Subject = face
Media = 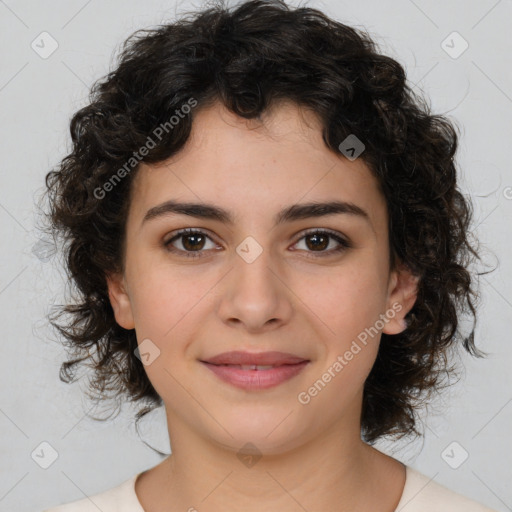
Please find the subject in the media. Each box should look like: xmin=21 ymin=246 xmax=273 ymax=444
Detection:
xmin=107 ymin=100 xmax=418 ymax=455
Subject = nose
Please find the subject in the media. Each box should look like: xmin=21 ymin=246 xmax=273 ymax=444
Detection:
xmin=216 ymin=244 xmax=293 ymax=334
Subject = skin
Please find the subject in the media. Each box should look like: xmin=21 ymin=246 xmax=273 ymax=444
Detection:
xmin=107 ymin=100 xmax=419 ymax=512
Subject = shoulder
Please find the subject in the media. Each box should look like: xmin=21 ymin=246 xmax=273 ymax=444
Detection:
xmin=397 ymin=466 xmax=498 ymax=512
xmin=42 ymin=473 xmax=144 ymax=512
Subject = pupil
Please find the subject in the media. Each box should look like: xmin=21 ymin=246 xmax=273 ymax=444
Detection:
xmin=184 ymin=234 xmax=204 ymax=251
xmin=307 ymin=233 xmax=328 ymax=251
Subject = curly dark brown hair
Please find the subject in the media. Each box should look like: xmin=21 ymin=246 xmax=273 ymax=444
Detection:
xmin=42 ymin=0 xmax=492 ymax=448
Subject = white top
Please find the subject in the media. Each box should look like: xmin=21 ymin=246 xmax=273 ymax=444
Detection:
xmin=42 ymin=465 xmax=498 ymax=511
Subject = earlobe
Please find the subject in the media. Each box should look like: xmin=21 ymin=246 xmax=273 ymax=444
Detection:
xmin=383 ymin=263 xmax=420 ymax=336
xmin=106 ymin=272 xmax=135 ymax=330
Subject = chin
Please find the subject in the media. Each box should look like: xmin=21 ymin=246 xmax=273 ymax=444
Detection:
xmin=209 ymin=410 xmax=310 ymax=456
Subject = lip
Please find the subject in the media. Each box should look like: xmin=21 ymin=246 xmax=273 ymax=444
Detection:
xmin=201 ymin=351 xmax=308 ymax=366
xmin=201 ymin=360 xmax=310 ymax=390
xmin=199 ymin=351 xmax=310 ymax=391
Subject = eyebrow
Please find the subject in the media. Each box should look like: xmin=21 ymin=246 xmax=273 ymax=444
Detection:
xmin=141 ymin=199 xmax=373 ymax=230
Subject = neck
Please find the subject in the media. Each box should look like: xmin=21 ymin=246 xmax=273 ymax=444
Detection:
xmin=136 ymin=411 xmax=406 ymax=512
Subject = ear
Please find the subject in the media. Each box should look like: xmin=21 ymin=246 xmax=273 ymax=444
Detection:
xmin=382 ymin=262 xmax=420 ymax=335
xmin=106 ymin=272 xmax=135 ymax=330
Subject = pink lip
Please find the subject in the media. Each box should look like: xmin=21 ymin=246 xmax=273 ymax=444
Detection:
xmin=201 ymin=350 xmax=308 ymax=366
xmin=201 ymin=361 xmax=310 ymax=390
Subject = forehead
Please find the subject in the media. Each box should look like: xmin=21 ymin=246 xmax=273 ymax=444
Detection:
xmin=128 ymin=101 xmax=387 ymax=235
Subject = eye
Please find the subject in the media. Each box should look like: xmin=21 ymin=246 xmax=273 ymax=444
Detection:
xmin=164 ymin=228 xmax=218 ymax=258
xmin=291 ymin=229 xmax=352 ymax=258
xmin=164 ymin=228 xmax=351 ymax=259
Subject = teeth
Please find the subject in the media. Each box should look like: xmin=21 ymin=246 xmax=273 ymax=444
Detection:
xmin=239 ymin=365 xmax=275 ymax=370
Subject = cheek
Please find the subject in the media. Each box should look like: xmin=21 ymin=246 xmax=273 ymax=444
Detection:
xmin=298 ymin=271 xmax=384 ymax=409
xmin=302 ymin=262 xmax=389 ymax=344
xmin=127 ymin=258 xmax=211 ymax=335
xmin=126 ymin=264 xmax=219 ymax=396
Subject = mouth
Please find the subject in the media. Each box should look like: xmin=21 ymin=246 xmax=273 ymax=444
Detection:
xmin=199 ymin=351 xmax=310 ymax=390
xmin=206 ymin=364 xmax=295 ymax=370
xmin=200 ymin=350 xmax=309 ymax=366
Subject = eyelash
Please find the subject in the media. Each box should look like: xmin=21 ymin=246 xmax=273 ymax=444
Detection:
xmin=163 ymin=228 xmax=352 ymax=259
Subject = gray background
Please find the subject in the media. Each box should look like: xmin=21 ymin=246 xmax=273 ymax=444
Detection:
xmin=0 ymin=0 xmax=510 ymax=511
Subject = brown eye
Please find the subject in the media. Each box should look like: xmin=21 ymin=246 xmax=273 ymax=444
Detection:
xmin=164 ymin=229 xmax=217 ymax=258
xmin=304 ymin=232 xmax=330 ymax=251
xmin=293 ymin=229 xmax=352 ymax=257
xmin=180 ymin=232 xmax=206 ymax=251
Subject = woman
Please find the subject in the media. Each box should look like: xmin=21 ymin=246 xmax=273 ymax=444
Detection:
xmin=42 ymin=1 xmax=497 ymax=510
